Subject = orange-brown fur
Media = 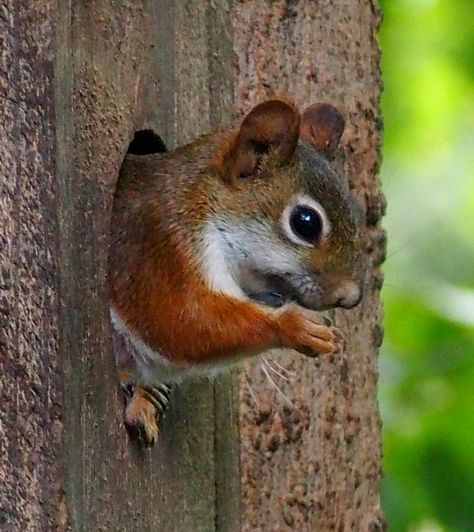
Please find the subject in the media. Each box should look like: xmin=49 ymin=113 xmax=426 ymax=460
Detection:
xmin=109 ymin=100 xmax=362 ymax=370
xmin=109 ymin=99 xmax=366 ymax=445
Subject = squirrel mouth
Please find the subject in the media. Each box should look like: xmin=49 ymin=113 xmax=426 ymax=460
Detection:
xmin=246 ymin=273 xmax=318 ymax=310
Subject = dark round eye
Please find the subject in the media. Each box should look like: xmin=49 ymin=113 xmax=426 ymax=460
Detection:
xmin=289 ymin=206 xmax=323 ymax=244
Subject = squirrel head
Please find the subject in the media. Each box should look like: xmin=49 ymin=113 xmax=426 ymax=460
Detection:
xmin=204 ymin=99 xmax=366 ymax=311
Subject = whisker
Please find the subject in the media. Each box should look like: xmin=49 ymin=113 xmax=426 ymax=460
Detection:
xmin=382 ymin=283 xmax=408 ymax=292
xmin=262 ymin=357 xmax=290 ymax=381
xmin=243 ymin=372 xmax=259 ymax=406
xmin=270 ymin=358 xmax=296 ymax=377
xmin=261 ymin=364 xmax=294 ymax=408
xmin=385 ymin=233 xmax=424 ymax=261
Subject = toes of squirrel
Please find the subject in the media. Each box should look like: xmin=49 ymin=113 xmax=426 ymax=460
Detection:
xmin=277 ymin=304 xmax=344 ymax=357
xmin=124 ymin=388 xmax=159 ymax=447
xmin=121 ymin=382 xmax=173 ymax=447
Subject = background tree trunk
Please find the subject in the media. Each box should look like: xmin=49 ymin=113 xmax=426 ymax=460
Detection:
xmin=0 ymin=1 xmax=385 ymax=531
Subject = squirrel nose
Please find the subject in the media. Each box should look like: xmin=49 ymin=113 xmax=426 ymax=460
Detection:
xmin=332 ymin=280 xmax=363 ymax=309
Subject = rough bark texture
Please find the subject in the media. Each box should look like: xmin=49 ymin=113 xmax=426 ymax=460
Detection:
xmin=0 ymin=1 xmax=384 ymax=531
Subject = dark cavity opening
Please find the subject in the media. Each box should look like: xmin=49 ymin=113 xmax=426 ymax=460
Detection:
xmin=127 ymin=129 xmax=167 ymax=155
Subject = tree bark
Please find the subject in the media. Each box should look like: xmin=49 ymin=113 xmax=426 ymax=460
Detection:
xmin=0 ymin=1 xmax=385 ymax=531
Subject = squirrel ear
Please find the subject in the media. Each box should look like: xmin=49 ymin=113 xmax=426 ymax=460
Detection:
xmin=221 ymin=100 xmax=301 ymax=179
xmin=300 ymin=103 xmax=345 ymax=156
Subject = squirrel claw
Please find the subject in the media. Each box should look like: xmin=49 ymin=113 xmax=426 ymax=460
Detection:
xmin=302 ymin=325 xmax=344 ymax=358
xmin=142 ymin=383 xmax=173 ymax=413
xmin=278 ymin=304 xmax=344 ymax=358
xmin=121 ymin=382 xmax=173 ymax=447
xmin=330 ymin=326 xmax=345 ymax=355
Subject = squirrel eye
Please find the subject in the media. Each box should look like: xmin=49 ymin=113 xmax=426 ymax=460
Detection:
xmin=289 ymin=206 xmax=323 ymax=244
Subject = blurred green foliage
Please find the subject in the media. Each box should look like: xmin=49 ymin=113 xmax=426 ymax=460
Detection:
xmin=379 ymin=0 xmax=474 ymax=530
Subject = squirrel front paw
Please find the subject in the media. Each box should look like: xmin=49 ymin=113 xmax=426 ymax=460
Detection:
xmin=275 ymin=304 xmax=343 ymax=357
xmin=121 ymin=382 xmax=172 ymax=447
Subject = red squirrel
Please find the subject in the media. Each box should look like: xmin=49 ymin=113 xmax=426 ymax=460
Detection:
xmin=108 ymin=100 xmax=366 ymax=445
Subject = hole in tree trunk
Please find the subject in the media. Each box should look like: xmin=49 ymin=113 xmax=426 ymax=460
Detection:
xmin=127 ymin=129 xmax=167 ymax=155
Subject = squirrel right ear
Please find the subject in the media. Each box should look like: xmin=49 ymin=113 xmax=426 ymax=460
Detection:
xmin=216 ymin=100 xmax=301 ymax=180
xmin=300 ymin=103 xmax=345 ymax=156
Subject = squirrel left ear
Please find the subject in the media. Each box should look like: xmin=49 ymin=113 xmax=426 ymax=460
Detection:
xmin=300 ymin=103 xmax=345 ymax=156
xmin=219 ymin=100 xmax=301 ymax=180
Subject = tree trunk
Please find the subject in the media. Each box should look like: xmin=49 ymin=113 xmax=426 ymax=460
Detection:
xmin=0 ymin=1 xmax=385 ymax=531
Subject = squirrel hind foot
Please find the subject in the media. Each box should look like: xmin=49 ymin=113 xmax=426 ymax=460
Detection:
xmin=122 ymin=382 xmax=173 ymax=447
